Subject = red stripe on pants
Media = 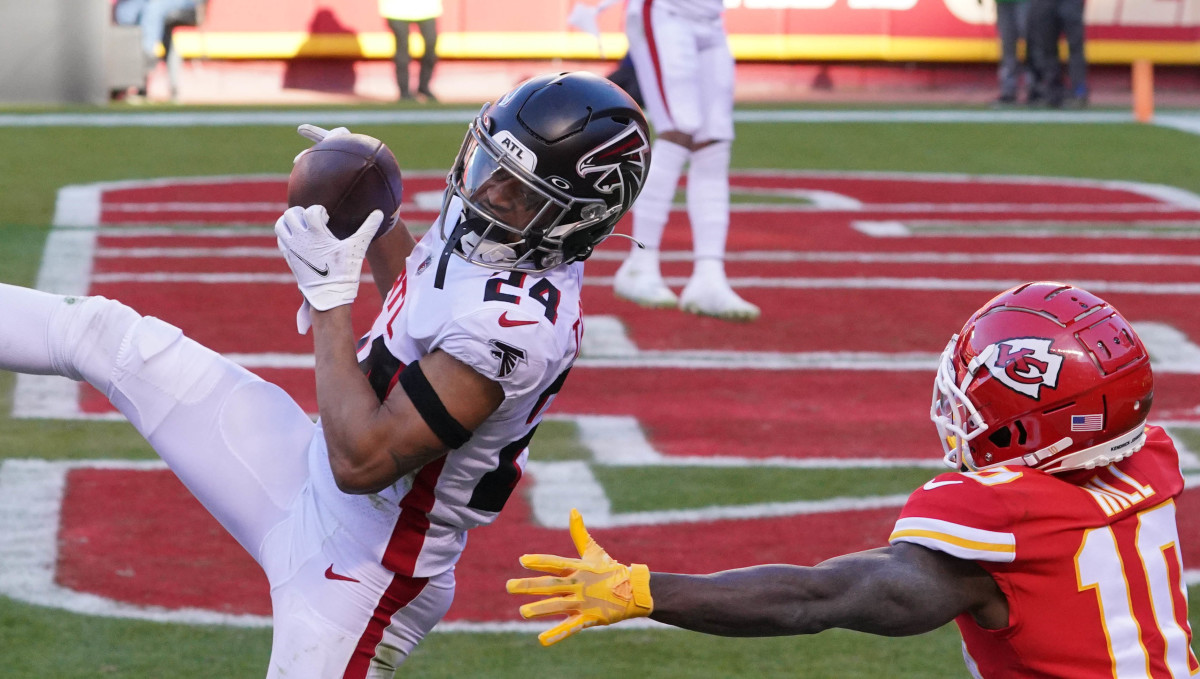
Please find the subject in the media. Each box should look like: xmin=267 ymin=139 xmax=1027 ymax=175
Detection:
xmin=642 ymin=0 xmax=672 ymax=125
xmin=343 ymin=457 xmax=446 ymax=677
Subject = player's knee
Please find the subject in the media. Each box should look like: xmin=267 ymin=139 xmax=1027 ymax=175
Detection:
xmin=108 ymin=316 xmax=234 ymax=435
xmin=52 ymin=295 xmax=142 ymax=385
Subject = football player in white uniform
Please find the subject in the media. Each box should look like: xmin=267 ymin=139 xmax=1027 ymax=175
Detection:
xmin=0 ymin=71 xmax=649 ymax=678
xmin=613 ymin=0 xmax=760 ymax=321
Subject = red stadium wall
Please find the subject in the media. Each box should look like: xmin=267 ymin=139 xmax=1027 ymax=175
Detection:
xmin=174 ymin=0 xmax=1200 ymax=64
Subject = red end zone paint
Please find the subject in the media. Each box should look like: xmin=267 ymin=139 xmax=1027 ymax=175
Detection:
xmin=42 ymin=170 xmax=1200 ymax=619
xmin=56 ymin=468 xmax=269 ymax=615
xmin=50 ymin=465 xmax=1200 ymax=621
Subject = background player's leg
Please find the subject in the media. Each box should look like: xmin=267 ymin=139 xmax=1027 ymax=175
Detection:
xmin=615 ymin=138 xmax=688 ymax=307
xmin=617 ymin=7 xmax=700 ymax=307
xmin=0 ymin=284 xmax=314 ymax=561
xmin=677 ymin=25 xmax=759 ymax=321
xmin=679 ymin=141 xmax=760 ymax=321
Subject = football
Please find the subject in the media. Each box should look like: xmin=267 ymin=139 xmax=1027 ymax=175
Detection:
xmin=287 ymin=133 xmax=403 ymax=241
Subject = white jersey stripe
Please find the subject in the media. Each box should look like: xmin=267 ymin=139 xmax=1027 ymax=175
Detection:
xmin=889 ymin=516 xmax=1016 ymax=563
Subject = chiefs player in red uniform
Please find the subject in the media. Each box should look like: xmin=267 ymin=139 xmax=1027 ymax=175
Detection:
xmin=508 ymin=281 xmax=1199 ymax=678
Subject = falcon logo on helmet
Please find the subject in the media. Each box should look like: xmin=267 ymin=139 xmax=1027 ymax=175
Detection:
xmin=577 ymin=122 xmax=649 ymax=197
xmin=438 ymin=71 xmax=651 ymax=275
xmin=983 ymin=338 xmax=1063 ymax=399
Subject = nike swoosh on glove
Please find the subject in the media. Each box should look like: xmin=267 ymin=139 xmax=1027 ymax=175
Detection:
xmin=275 ymin=204 xmax=382 ymax=334
xmin=506 ymin=508 xmax=653 ymax=646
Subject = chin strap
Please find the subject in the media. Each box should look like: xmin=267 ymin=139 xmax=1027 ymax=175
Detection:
xmin=435 ymin=218 xmax=473 ymax=290
xmin=975 ymin=423 xmax=1148 ymax=474
xmin=1038 ymin=424 xmax=1148 ymax=473
xmin=461 ymin=228 xmax=521 ymax=265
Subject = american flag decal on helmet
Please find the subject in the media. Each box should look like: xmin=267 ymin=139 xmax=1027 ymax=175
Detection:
xmin=489 ymin=339 xmax=528 ymax=378
xmin=576 ymin=122 xmax=650 ymax=197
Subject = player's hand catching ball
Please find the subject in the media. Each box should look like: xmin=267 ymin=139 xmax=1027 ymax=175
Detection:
xmin=275 ymin=205 xmax=383 ymax=334
xmin=507 ymin=508 xmax=654 ymax=646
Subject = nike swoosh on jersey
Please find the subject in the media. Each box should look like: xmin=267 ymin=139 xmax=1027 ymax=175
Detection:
xmin=922 ymin=479 xmax=964 ymax=491
xmin=324 ymin=564 xmax=360 ymax=583
xmin=498 ymin=312 xmax=538 ymax=328
xmin=289 ymin=248 xmax=330 ymax=277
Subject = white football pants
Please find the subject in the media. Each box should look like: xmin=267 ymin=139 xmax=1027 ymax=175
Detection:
xmin=0 ymin=284 xmax=452 ymax=678
xmin=625 ymin=0 xmax=735 ymax=142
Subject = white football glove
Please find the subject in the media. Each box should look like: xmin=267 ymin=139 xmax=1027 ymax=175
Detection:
xmin=293 ymin=124 xmax=351 ymax=165
xmin=275 ymin=204 xmax=383 ymax=334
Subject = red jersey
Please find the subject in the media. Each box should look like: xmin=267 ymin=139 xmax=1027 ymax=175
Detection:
xmin=889 ymin=426 xmax=1199 ymax=678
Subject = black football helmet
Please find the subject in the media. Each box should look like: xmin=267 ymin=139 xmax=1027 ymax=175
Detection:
xmin=439 ymin=71 xmax=651 ymax=273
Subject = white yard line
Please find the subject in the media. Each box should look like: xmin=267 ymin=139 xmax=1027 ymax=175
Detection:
xmin=82 ymin=272 xmax=1200 ymax=297
xmin=103 ymin=202 xmax=286 ymax=213
xmin=855 ymin=221 xmax=1200 ymax=239
xmin=15 ymin=316 xmax=1200 ymax=420
xmin=95 ymin=247 xmax=1200 ymax=267
xmin=1 ymin=109 xmax=1167 ymax=129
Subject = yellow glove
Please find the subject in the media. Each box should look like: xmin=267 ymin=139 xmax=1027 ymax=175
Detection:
xmin=506 ymin=508 xmax=654 ymax=646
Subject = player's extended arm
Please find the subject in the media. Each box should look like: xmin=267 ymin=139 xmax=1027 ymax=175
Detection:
xmin=508 ymin=510 xmax=1005 ymax=645
xmin=310 ymin=303 xmax=504 ymax=493
xmin=276 ymin=204 xmax=504 ymax=494
xmin=648 ymin=541 xmax=1004 ymax=638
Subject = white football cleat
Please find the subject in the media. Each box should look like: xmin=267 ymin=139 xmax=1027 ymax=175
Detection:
xmin=613 ymin=257 xmax=679 ymax=308
xmin=679 ymin=275 xmax=761 ymax=321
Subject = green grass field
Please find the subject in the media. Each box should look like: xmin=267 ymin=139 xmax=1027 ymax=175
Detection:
xmin=2 ymin=104 xmax=1200 ymax=677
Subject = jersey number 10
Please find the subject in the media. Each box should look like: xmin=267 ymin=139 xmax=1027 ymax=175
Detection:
xmin=1076 ymin=501 xmax=1199 ymax=677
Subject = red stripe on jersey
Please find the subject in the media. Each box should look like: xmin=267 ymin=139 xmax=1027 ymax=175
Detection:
xmin=383 ymin=456 xmax=446 ymax=575
xmin=384 ymin=365 xmax=404 ymax=400
xmin=385 ymin=271 xmax=408 ymax=339
xmin=642 ymin=0 xmax=672 ymax=126
xmin=343 ymin=457 xmax=446 ymax=676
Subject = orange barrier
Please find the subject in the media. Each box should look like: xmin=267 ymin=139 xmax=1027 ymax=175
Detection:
xmin=1133 ymin=59 xmax=1154 ymax=123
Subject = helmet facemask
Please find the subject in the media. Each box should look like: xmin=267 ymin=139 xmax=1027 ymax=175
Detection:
xmin=440 ymin=107 xmax=614 ymax=273
xmin=931 ymin=335 xmax=993 ymax=471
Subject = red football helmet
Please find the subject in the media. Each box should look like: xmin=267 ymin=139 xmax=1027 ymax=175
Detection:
xmin=931 ymin=282 xmax=1154 ymax=474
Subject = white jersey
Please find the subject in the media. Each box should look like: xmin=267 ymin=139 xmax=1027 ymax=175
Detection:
xmin=306 ymin=223 xmax=583 ymax=579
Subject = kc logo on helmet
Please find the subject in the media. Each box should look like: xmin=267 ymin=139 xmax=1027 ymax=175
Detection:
xmin=983 ymin=338 xmax=1064 ymax=399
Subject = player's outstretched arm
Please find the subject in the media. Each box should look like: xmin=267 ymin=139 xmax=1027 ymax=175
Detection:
xmin=508 ymin=511 xmax=1006 ymax=644
xmin=648 ymin=542 xmax=1005 ymax=638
